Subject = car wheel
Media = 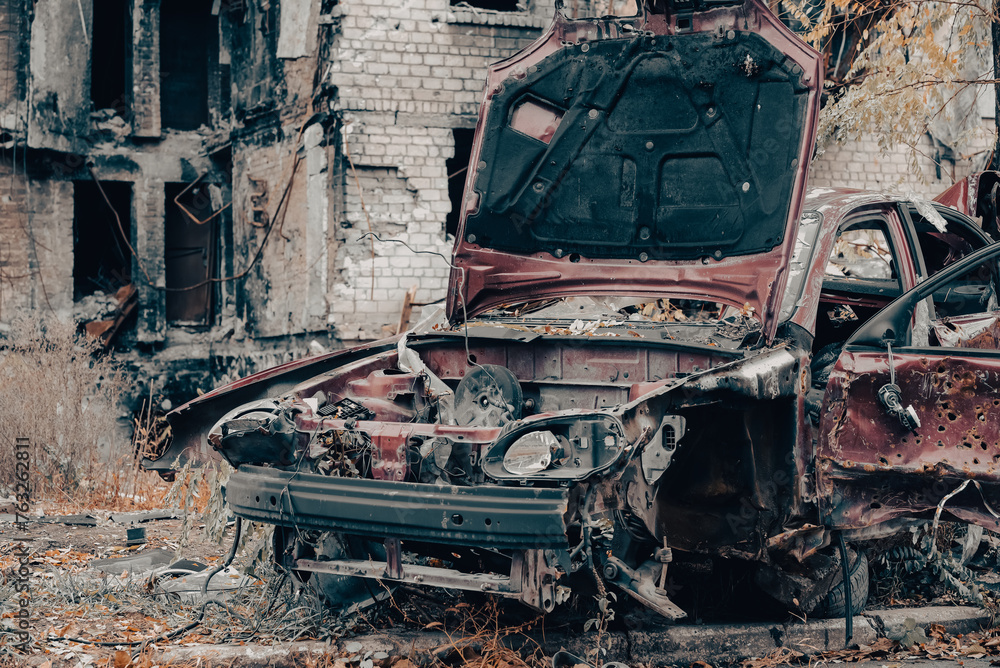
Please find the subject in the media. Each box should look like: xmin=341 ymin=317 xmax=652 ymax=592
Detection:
xmin=812 ymin=550 xmax=869 ymax=618
xmin=274 ymin=528 xmax=390 ymax=613
xmin=307 ymin=533 xmax=390 ymax=612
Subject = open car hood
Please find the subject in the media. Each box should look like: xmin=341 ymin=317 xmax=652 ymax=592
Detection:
xmin=447 ymin=0 xmax=822 ymax=340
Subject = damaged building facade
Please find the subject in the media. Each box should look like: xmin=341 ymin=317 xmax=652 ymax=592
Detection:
xmin=0 ymin=0 xmax=991 ymax=406
xmin=0 ymin=0 xmax=553 ymax=403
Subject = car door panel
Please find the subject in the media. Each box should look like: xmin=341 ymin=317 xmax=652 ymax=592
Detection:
xmin=817 ymin=243 xmax=1000 ymax=532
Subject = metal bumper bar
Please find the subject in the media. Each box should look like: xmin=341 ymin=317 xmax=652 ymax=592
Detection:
xmin=225 ymin=465 xmax=571 ymax=549
xmin=293 ymin=558 xmax=520 ymax=595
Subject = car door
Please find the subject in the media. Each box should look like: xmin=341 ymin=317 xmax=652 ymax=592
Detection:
xmin=816 ymin=242 xmax=1000 ymax=532
xmin=813 ymin=208 xmax=919 ymax=353
xmin=902 ymin=203 xmax=993 ymax=280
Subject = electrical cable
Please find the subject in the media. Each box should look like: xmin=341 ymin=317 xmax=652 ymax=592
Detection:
xmin=837 ymin=531 xmax=853 ymax=648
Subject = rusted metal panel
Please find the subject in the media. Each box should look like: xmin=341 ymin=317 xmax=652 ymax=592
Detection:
xmin=933 ymin=171 xmax=1000 ymax=231
xmin=819 ymin=349 xmax=1000 ymax=528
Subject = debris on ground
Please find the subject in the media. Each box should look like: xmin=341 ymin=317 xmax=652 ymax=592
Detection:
xmin=4 ymin=514 xmax=1000 ymax=668
xmin=743 ymin=622 xmax=1000 ymax=668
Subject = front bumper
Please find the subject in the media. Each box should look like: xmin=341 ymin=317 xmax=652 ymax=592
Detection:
xmin=225 ymin=465 xmax=571 ymax=549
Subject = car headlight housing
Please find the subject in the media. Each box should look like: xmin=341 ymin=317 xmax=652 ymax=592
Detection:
xmin=483 ymin=414 xmax=625 ymax=481
xmin=502 ymin=430 xmax=557 ymax=475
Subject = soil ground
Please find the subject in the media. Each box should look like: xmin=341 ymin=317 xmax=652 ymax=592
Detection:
xmin=5 ymin=515 xmax=1000 ymax=668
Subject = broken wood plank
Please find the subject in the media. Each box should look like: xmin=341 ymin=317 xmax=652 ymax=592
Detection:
xmin=396 ymin=284 xmax=419 ymax=335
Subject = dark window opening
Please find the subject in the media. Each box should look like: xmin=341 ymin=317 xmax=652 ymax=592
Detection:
xmin=161 ymin=0 xmax=217 ymax=130
xmin=91 ymin=0 xmax=131 ymax=116
xmin=451 ymin=0 xmax=520 ymax=11
xmin=73 ymin=181 xmax=132 ymax=301
xmin=220 ymin=0 xmax=247 ymax=20
xmin=911 ymin=209 xmax=988 ymax=278
xmin=165 ymin=182 xmax=218 ymax=325
xmin=447 ymin=128 xmax=475 ymax=238
xmin=220 ymin=64 xmax=232 ymax=113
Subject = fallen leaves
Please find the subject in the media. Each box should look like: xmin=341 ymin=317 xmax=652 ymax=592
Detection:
xmin=737 ymin=622 xmax=1000 ymax=668
xmin=391 ymin=660 xmax=419 ymax=668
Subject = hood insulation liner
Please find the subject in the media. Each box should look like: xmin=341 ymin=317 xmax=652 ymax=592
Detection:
xmin=465 ymin=31 xmax=811 ymax=262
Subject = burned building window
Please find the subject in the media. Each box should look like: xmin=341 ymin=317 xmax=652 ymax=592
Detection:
xmin=451 ymin=0 xmax=520 ymax=11
xmin=165 ymin=182 xmax=218 ymax=325
xmin=447 ymin=128 xmax=475 ymax=238
xmin=160 ymin=0 xmax=217 ymax=130
xmin=91 ymin=0 xmax=131 ymax=116
xmin=220 ymin=0 xmax=247 ymax=21
xmin=0 ymin=0 xmax=28 ymax=103
xmin=73 ymin=181 xmax=132 ymax=300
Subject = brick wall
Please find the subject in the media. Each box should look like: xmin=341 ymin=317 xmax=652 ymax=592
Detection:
xmin=322 ymin=0 xmax=554 ymax=340
xmin=326 ymin=0 xmax=551 ymax=117
xmin=134 ymin=178 xmax=166 ymax=342
xmin=132 ymin=0 xmax=161 ymax=138
xmin=0 ymin=0 xmax=27 ymax=118
xmin=0 ymin=157 xmax=30 ymax=319
xmin=331 ymin=120 xmax=455 ymax=339
xmin=0 ymin=156 xmax=73 ymax=320
xmin=809 ymin=130 xmax=993 ymax=200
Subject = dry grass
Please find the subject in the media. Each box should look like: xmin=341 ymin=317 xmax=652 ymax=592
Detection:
xmin=353 ymin=588 xmax=550 ymax=668
xmin=0 ymin=317 xmax=169 ymax=510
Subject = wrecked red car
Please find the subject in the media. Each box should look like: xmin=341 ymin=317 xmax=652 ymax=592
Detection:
xmin=145 ymin=0 xmax=1000 ymax=621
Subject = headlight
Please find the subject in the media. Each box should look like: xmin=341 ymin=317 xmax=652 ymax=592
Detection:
xmin=208 ymin=399 xmax=282 ymax=447
xmin=207 ymin=398 xmax=297 ymax=466
xmin=483 ymin=414 xmax=625 ymax=481
xmin=502 ymin=431 xmax=558 ymax=475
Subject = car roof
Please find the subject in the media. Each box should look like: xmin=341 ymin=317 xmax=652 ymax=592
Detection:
xmin=802 ymin=187 xmax=907 ymax=218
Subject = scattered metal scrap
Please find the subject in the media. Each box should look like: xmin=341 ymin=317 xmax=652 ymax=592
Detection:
xmin=83 ymin=283 xmax=138 ymax=347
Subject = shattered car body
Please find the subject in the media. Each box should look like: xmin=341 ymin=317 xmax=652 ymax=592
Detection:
xmin=145 ymin=0 xmax=1000 ymax=621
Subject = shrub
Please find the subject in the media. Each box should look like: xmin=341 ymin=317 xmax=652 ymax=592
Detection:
xmin=0 ymin=317 xmax=145 ymax=506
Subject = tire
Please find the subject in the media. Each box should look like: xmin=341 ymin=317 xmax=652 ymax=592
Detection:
xmin=813 ymin=550 xmax=869 ymax=618
xmin=274 ymin=528 xmax=389 ymax=613
xmin=308 ymin=533 xmax=390 ymax=612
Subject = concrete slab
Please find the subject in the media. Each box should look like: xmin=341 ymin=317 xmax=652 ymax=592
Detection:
xmin=153 ymin=632 xmax=450 ymax=666
xmin=556 ymin=613 xmax=880 ymax=665
xmin=108 ymin=510 xmax=178 ymax=524
xmin=866 ymin=606 xmax=990 ymax=640
xmin=37 ymin=513 xmax=99 ymax=526
xmin=90 ymin=547 xmax=175 ymax=575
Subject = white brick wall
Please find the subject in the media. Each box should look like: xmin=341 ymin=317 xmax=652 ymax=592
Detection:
xmin=323 ymin=0 xmax=555 ymax=340
xmin=331 ymin=120 xmax=455 ymax=339
xmin=809 ymin=127 xmax=993 ymax=200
